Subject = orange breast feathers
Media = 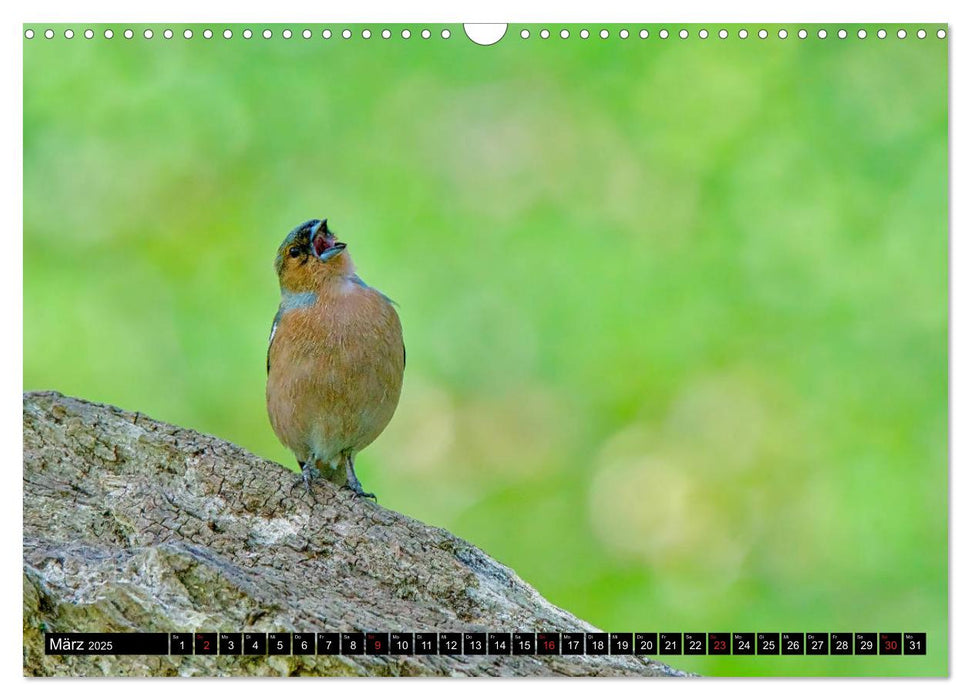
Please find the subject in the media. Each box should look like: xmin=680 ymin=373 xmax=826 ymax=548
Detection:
xmin=266 ymin=278 xmax=405 ymax=468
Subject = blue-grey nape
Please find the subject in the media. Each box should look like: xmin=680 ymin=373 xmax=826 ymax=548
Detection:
xmin=282 ymin=219 xmax=325 ymax=247
xmin=279 ymin=290 xmax=319 ymax=312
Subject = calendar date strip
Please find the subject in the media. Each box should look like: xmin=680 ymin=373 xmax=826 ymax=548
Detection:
xmin=44 ymin=631 xmax=926 ymax=656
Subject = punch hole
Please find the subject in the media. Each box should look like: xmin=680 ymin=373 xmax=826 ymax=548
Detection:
xmin=441 ymin=28 xmax=451 ymax=39
xmin=541 ymin=29 xmax=550 ymax=39
xmin=718 ymin=29 xmax=728 ymax=39
xmin=659 ymin=29 xmax=669 ymax=39
xmin=640 ymin=29 xmax=649 ymax=39
xmin=421 ymin=29 xmax=431 ymax=39
xmin=264 ymin=29 xmax=273 ymax=39
xmin=758 ymin=29 xmax=767 ymax=39
xmin=283 ymin=29 xmax=293 ymax=39
xmin=677 ymin=29 xmax=686 ymax=39
xmin=520 ymin=29 xmax=529 ymax=39
xmin=25 ymin=28 xmax=34 ymax=39
xmin=302 ymin=29 xmax=311 ymax=39
xmin=620 ymin=29 xmax=630 ymax=39
xmin=65 ymin=29 xmax=74 ymax=39
xmin=204 ymin=29 xmax=213 ymax=39
xmin=798 ymin=29 xmax=808 ymax=39
xmin=382 ymin=29 xmax=391 ymax=39
xmin=580 ymin=29 xmax=590 ymax=39
xmin=817 ymin=29 xmax=827 ymax=39
xmin=937 ymin=29 xmax=946 ymax=38
xmin=163 ymin=29 xmax=172 ymax=39
xmin=402 ymin=29 xmax=411 ymax=39
xmin=342 ymin=29 xmax=351 ymax=39
xmin=224 ymin=29 xmax=233 ymax=39
xmin=464 ymin=24 xmax=506 ymax=46
xmin=86 ymin=29 xmax=95 ymax=39
xmin=738 ymin=29 xmax=748 ymax=39
xmin=778 ymin=29 xmax=788 ymax=39
xmin=858 ymin=29 xmax=867 ymax=39
xmin=917 ymin=29 xmax=926 ymax=39
xmin=322 ymin=29 xmax=332 ymax=39
xmin=44 ymin=28 xmax=54 ymax=39
xmin=838 ymin=29 xmax=847 ymax=39
xmin=600 ymin=29 xmax=608 ymax=39
xmin=104 ymin=29 xmax=113 ymax=39
xmin=124 ymin=29 xmax=133 ymax=39
xmin=699 ymin=29 xmax=708 ymax=39
xmin=877 ymin=29 xmax=887 ymax=39
xmin=243 ymin=29 xmax=253 ymax=39
xmin=143 ymin=29 xmax=153 ymax=39
xmin=897 ymin=29 xmax=907 ymax=39
xmin=362 ymin=29 xmax=372 ymax=39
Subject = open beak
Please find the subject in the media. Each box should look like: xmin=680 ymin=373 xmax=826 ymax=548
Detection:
xmin=309 ymin=219 xmax=346 ymax=262
xmin=316 ymin=241 xmax=346 ymax=262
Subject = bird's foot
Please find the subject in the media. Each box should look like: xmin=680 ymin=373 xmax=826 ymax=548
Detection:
xmin=342 ymin=454 xmax=376 ymax=500
xmin=345 ymin=475 xmax=377 ymax=501
xmin=295 ymin=463 xmax=321 ymax=493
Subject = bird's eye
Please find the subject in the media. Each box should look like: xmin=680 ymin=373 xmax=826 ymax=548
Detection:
xmin=288 ymin=246 xmax=301 ymax=258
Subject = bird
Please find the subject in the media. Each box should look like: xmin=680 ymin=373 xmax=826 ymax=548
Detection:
xmin=266 ymin=218 xmax=405 ymax=499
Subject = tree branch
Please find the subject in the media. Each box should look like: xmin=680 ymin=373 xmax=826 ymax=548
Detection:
xmin=23 ymin=391 xmax=688 ymax=677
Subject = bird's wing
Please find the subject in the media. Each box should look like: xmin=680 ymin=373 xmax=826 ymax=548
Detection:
xmin=350 ymin=274 xmax=405 ymax=366
xmin=352 ymin=274 xmax=404 ymax=366
xmin=351 ymin=274 xmax=398 ymax=306
xmin=266 ymin=307 xmax=282 ymax=374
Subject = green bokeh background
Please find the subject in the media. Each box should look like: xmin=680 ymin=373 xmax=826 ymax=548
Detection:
xmin=23 ymin=23 xmax=948 ymax=676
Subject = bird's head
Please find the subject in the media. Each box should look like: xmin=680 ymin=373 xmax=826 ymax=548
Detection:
xmin=274 ymin=218 xmax=352 ymax=291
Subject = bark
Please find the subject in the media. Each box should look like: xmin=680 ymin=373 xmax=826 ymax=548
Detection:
xmin=23 ymin=391 xmax=689 ymax=677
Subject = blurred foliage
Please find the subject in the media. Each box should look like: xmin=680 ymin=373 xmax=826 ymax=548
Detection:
xmin=24 ymin=24 xmax=947 ymax=676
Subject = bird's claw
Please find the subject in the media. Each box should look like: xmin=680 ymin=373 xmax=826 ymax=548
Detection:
xmin=346 ymin=479 xmax=377 ymax=501
xmin=294 ymin=464 xmax=321 ymax=494
xmin=343 ymin=456 xmax=376 ymax=500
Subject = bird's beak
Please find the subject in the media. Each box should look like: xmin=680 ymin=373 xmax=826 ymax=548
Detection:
xmin=310 ymin=219 xmax=346 ymax=262
xmin=316 ymin=241 xmax=346 ymax=262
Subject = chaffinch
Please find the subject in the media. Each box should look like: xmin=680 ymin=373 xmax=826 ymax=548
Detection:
xmin=266 ymin=218 xmax=405 ymax=498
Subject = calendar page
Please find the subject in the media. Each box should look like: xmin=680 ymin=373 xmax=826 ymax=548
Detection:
xmin=22 ymin=20 xmax=948 ymax=678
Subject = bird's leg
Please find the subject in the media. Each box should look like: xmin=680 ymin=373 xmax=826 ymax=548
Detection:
xmin=296 ymin=459 xmax=320 ymax=493
xmin=343 ymin=453 xmax=376 ymax=500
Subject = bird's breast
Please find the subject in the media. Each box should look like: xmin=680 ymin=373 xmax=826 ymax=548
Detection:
xmin=266 ymin=280 xmax=404 ymax=459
